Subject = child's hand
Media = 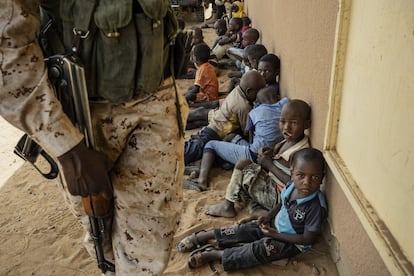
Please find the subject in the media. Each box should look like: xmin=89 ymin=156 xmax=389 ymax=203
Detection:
xmin=259 ymin=224 xmax=279 ymax=237
xmin=256 ymin=213 xmax=271 ymax=226
xmin=258 ymin=146 xmax=273 ymax=157
xmin=257 ymin=153 xmax=272 ymax=169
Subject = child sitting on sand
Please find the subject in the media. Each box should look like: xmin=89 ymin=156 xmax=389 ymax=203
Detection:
xmin=205 ymin=99 xmax=311 ymax=217
xmin=177 ymin=148 xmax=327 ymax=273
xmin=184 ymin=44 xmax=219 ymax=104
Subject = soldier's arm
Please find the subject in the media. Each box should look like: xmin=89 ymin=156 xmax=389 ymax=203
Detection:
xmin=0 ymin=0 xmax=83 ymax=157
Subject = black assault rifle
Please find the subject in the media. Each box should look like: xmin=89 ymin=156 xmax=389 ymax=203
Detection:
xmin=13 ymin=15 xmax=115 ymax=274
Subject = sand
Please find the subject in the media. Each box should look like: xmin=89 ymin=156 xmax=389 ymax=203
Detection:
xmin=0 ymin=19 xmax=338 ymax=276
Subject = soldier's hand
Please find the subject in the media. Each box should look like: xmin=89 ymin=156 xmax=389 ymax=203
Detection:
xmin=57 ymin=142 xmax=113 ymax=199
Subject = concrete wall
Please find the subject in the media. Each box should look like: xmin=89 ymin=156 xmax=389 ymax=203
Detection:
xmin=244 ymin=0 xmax=337 ymax=150
xmin=244 ymin=0 xmax=390 ymax=275
xmin=326 ymin=0 xmax=414 ymax=274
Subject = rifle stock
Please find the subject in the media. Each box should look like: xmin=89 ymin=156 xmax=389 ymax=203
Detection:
xmin=82 ymin=195 xmax=114 ymax=273
xmin=14 ymin=134 xmax=59 ymax=180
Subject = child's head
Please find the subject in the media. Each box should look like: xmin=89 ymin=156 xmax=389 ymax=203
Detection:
xmin=241 ymin=28 xmax=260 ymax=48
xmin=193 ymin=44 xmax=211 ymax=66
xmin=241 ymin=16 xmax=251 ymax=27
xmin=191 ymin=27 xmax=204 ymax=45
xmin=243 ymin=44 xmax=268 ymax=70
xmin=290 ymin=148 xmax=325 ymax=197
xmin=256 ymin=87 xmax=279 ymax=105
xmin=258 ymin=54 xmax=281 ymax=84
xmin=228 ymin=17 xmax=243 ymax=32
xmin=279 ymin=99 xmax=311 ymax=142
xmin=214 ymin=19 xmax=227 ymax=36
xmin=177 ymin=19 xmax=185 ymax=31
xmin=239 ymin=70 xmax=266 ymax=103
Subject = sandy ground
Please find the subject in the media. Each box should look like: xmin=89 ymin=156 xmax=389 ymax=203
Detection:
xmin=0 ymin=18 xmax=339 ymax=276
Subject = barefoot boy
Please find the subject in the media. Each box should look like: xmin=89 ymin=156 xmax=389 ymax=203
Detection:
xmin=205 ymin=99 xmax=311 ymax=217
xmin=184 ymin=70 xmax=266 ymax=165
xmin=184 ymin=88 xmax=288 ymax=191
xmin=177 ymin=148 xmax=327 ymax=272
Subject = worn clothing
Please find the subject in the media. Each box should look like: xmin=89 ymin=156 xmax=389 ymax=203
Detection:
xmin=212 ymin=42 xmax=232 ymax=60
xmin=241 ymin=25 xmax=252 ymax=33
xmin=275 ymin=182 xmax=328 ymax=252
xmin=91 ymin=83 xmax=188 ymax=274
xmin=203 ymin=97 xmax=287 ymax=164
xmin=208 ymin=85 xmax=251 ymax=138
xmin=0 ymin=1 xmax=188 ymax=275
xmin=222 ymin=136 xmax=310 ymax=213
xmin=204 ymin=136 xmax=254 ymax=164
xmin=247 ymin=97 xmax=288 ymax=153
xmin=225 ymin=164 xmax=279 ymax=213
xmin=194 ymin=62 xmax=219 ymax=102
xmin=226 ymin=47 xmax=244 ymax=61
xmin=212 ymin=30 xmax=243 ymax=60
xmin=184 ymin=85 xmax=252 ymax=164
xmin=214 ymin=222 xmax=301 ymax=271
xmin=184 ymin=126 xmax=221 ymax=165
xmin=270 ymin=135 xmax=310 ymax=191
xmin=0 ymin=1 xmax=83 ymax=157
xmin=214 ymin=183 xmax=327 ymax=271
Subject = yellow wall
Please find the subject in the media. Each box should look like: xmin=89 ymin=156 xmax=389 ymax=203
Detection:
xmin=244 ymin=0 xmax=338 ymax=150
xmin=244 ymin=0 xmax=413 ymax=274
xmin=331 ymin=0 xmax=414 ymax=271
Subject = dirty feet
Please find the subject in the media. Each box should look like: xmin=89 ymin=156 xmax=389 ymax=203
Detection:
xmin=183 ymin=179 xmax=208 ymax=192
xmin=188 ymin=245 xmax=220 ymax=270
xmin=205 ymin=201 xmax=236 ymax=218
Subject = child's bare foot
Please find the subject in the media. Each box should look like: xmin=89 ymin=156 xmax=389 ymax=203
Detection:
xmin=205 ymin=201 xmax=236 ymax=218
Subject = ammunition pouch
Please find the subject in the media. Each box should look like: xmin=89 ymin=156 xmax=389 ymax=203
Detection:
xmin=58 ymin=0 xmax=178 ymax=103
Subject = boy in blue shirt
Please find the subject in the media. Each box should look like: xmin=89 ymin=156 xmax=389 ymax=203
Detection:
xmin=177 ymin=148 xmax=328 ymax=272
xmin=184 ymin=88 xmax=287 ymax=191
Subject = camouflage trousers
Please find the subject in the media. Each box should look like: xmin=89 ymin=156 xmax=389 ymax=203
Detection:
xmin=225 ymin=163 xmax=279 ymax=213
xmin=58 ymin=78 xmax=188 ymax=275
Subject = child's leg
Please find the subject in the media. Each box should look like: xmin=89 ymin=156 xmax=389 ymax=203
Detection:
xmin=211 ymin=43 xmax=231 ymax=60
xmin=197 ymin=151 xmax=216 ymax=189
xmin=205 ymin=159 xmax=254 ymax=217
xmin=221 ymin=238 xmax=301 ymax=271
xmin=177 ymin=229 xmax=216 ymax=252
xmin=204 ymin=140 xmax=252 ymax=166
xmin=185 ymin=119 xmax=208 ymax=130
xmin=247 ymin=174 xmax=279 ymax=213
xmin=184 ymin=90 xmax=197 ymax=103
xmin=205 ymin=166 xmax=244 ymax=217
xmin=214 ymin=221 xmax=263 ymax=246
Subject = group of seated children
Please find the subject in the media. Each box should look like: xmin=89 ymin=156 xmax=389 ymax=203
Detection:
xmin=178 ymin=10 xmax=328 ymax=273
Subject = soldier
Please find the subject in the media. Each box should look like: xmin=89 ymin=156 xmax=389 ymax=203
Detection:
xmin=0 ymin=1 xmax=188 ymax=274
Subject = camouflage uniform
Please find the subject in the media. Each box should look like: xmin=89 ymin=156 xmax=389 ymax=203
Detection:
xmin=0 ymin=1 xmax=188 ymax=275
